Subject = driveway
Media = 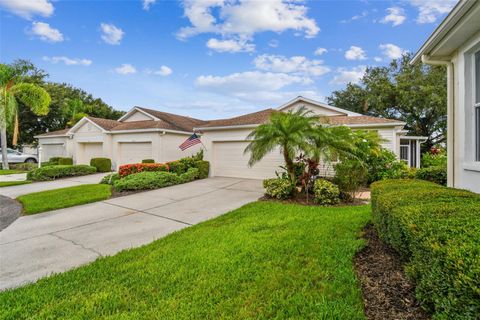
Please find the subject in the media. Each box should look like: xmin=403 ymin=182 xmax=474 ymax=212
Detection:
xmin=0 ymin=173 xmax=109 ymax=198
xmin=0 ymin=177 xmax=263 ymax=290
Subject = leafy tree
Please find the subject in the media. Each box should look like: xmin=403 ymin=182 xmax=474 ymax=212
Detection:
xmin=0 ymin=63 xmax=50 ymax=169
xmin=327 ymin=54 xmax=447 ymax=151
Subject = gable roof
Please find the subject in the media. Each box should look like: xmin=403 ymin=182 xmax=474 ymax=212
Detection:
xmin=87 ymin=117 xmax=120 ymax=130
xmin=277 ymin=96 xmax=362 ymax=116
xmin=136 ymin=107 xmax=207 ymax=132
xmin=198 ymin=109 xmax=277 ymax=129
xmin=35 ymin=128 xmax=70 ymax=137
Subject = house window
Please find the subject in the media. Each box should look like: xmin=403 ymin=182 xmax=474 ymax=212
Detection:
xmin=400 ymin=140 xmax=410 ymax=165
xmin=475 ymin=51 xmax=480 ymax=161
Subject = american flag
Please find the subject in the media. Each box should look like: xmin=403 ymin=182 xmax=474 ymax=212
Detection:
xmin=179 ymin=133 xmax=202 ymax=151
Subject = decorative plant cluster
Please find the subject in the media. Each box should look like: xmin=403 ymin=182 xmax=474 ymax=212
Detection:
xmin=118 ymin=163 xmax=169 ymax=177
xmin=371 ymin=179 xmax=480 ymax=319
xmin=27 ymin=165 xmax=97 ymax=181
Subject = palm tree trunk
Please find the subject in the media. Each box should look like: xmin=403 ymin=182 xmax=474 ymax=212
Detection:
xmin=282 ymin=148 xmax=296 ymax=184
xmin=1 ymin=125 xmax=9 ymax=170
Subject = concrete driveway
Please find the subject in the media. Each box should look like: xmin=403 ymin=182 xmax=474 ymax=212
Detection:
xmin=0 ymin=173 xmax=109 ymax=198
xmin=0 ymin=177 xmax=263 ymax=290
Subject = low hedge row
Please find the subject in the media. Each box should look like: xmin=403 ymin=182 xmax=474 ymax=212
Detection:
xmin=371 ymin=179 xmax=480 ymax=319
xmin=90 ymin=158 xmax=111 ymax=173
xmin=118 ymin=163 xmax=169 ymax=177
xmin=27 ymin=165 xmax=97 ymax=181
xmin=43 ymin=157 xmax=73 ymax=166
xmin=415 ymin=165 xmax=447 ymax=186
xmin=113 ymin=168 xmax=199 ymax=192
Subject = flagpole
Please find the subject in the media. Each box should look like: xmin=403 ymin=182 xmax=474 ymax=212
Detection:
xmin=196 ymin=131 xmax=208 ymax=151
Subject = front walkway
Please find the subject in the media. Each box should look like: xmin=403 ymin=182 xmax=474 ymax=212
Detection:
xmin=0 ymin=177 xmax=263 ymax=290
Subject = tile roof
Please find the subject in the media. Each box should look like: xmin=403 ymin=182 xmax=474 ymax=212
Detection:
xmin=87 ymin=117 xmax=121 ymax=130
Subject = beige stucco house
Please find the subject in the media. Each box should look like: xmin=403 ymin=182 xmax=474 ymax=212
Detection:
xmin=412 ymin=0 xmax=480 ymax=193
xmin=36 ymin=96 xmax=424 ymax=179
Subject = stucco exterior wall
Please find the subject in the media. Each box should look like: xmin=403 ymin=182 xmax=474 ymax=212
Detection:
xmin=122 ymin=111 xmax=154 ymax=122
xmin=161 ymin=133 xmax=201 ymax=163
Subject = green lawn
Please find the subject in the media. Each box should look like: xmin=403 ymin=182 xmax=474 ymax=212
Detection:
xmin=0 ymin=180 xmax=32 ymax=187
xmin=0 ymin=169 xmax=24 ymax=175
xmin=0 ymin=202 xmax=370 ymax=319
xmin=17 ymin=184 xmax=112 ymax=214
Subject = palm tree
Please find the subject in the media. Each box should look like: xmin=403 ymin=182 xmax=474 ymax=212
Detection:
xmin=0 ymin=64 xmax=50 ymax=169
xmin=245 ymin=107 xmax=319 ymax=182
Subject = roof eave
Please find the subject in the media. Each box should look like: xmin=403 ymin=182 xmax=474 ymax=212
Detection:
xmin=277 ymin=96 xmax=363 ymax=116
xmin=194 ymin=124 xmax=260 ymax=131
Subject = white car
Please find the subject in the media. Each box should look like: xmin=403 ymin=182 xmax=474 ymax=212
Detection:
xmin=0 ymin=148 xmax=38 ymax=163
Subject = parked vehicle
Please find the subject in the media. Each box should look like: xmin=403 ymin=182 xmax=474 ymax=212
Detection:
xmin=0 ymin=148 xmax=38 ymax=163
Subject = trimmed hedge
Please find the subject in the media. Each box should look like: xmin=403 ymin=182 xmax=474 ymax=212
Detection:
xmin=44 ymin=157 xmax=72 ymax=166
xmin=415 ymin=165 xmax=447 ymax=186
xmin=313 ymin=179 xmax=339 ymax=205
xmin=114 ymin=171 xmax=180 ymax=192
xmin=27 ymin=165 xmax=97 ymax=181
xmin=119 ymin=163 xmax=169 ymax=177
xmin=90 ymin=158 xmax=112 ymax=173
xmin=371 ymin=180 xmax=480 ymax=319
xmin=58 ymin=157 xmax=73 ymax=165
xmin=166 ymin=160 xmax=186 ymax=175
xmin=142 ymin=159 xmax=155 ymax=163
xmin=194 ymin=160 xmax=209 ymax=179
xmin=10 ymin=163 xmax=37 ymax=171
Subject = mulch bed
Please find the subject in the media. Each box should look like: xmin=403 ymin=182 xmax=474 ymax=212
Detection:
xmin=259 ymin=194 xmax=368 ymax=207
xmin=354 ymin=224 xmax=430 ymax=320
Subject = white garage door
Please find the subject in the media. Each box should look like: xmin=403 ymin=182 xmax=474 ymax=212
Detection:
xmin=118 ymin=142 xmax=152 ymax=165
xmin=79 ymin=143 xmax=103 ymax=164
xmin=213 ymin=141 xmax=284 ymax=179
xmin=41 ymin=144 xmax=64 ymax=161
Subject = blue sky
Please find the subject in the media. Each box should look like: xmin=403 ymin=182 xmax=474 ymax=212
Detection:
xmin=0 ymin=0 xmax=457 ymax=119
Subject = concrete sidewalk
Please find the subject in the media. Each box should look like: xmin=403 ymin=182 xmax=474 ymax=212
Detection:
xmin=0 ymin=177 xmax=263 ymax=290
xmin=0 ymin=173 xmax=109 ymax=198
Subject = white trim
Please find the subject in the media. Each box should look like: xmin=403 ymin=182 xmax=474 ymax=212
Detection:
xmin=117 ymin=107 xmax=159 ymax=122
xmin=345 ymin=122 xmax=406 ymax=128
xmin=117 ymin=139 xmax=153 ymax=143
xmin=196 ymin=121 xmax=404 ymax=131
xmin=463 ymin=162 xmax=480 ymax=172
xmin=68 ymin=117 xmax=107 ymax=134
xmin=109 ymin=128 xmax=192 ymax=135
xmin=39 ymin=142 xmax=64 ymax=145
xmin=398 ymin=135 xmax=429 ymax=140
xmin=35 ymin=134 xmax=68 ymax=138
xmin=276 ymin=96 xmax=363 ymax=116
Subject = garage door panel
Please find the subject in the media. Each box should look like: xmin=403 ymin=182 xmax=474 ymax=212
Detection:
xmin=42 ymin=144 xmax=65 ymax=161
xmin=80 ymin=143 xmax=103 ymax=164
xmin=213 ymin=141 xmax=284 ymax=179
xmin=119 ymin=142 xmax=152 ymax=165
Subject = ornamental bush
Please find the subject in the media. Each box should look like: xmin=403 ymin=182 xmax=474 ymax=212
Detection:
xmin=90 ymin=158 xmax=112 ymax=172
xmin=119 ymin=163 xmax=169 ymax=177
xmin=313 ymin=179 xmax=340 ymax=205
xmin=57 ymin=157 xmax=73 ymax=165
xmin=178 ymin=168 xmax=199 ymax=183
xmin=371 ymin=180 xmax=480 ymax=319
xmin=142 ymin=159 xmax=155 ymax=163
xmin=334 ymin=159 xmax=367 ymax=202
xmin=100 ymin=172 xmax=120 ymax=185
xmin=114 ymin=171 xmax=180 ymax=192
xmin=194 ymin=160 xmax=209 ymax=179
xmin=263 ymin=178 xmax=294 ymax=200
xmin=365 ymin=148 xmax=409 ymax=183
xmin=415 ymin=165 xmax=447 ymax=186
xmin=27 ymin=165 xmax=96 ymax=181
xmin=167 ymin=160 xmax=187 ymax=175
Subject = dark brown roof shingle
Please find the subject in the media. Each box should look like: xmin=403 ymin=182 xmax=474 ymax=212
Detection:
xmin=325 ymin=115 xmax=403 ymax=125
xmin=136 ymin=107 xmax=207 ymax=132
xmin=199 ymin=109 xmax=276 ymax=128
xmin=36 ymin=128 xmax=70 ymax=137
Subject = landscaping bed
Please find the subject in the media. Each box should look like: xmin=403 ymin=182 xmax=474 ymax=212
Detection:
xmin=0 ymin=202 xmax=370 ymax=319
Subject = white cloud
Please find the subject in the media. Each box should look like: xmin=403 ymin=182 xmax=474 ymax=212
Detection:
xmin=114 ymin=64 xmax=137 ymax=75
xmin=381 ymin=7 xmax=406 ymax=26
xmin=100 ymin=23 xmax=124 ymax=45
xmin=374 ymin=56 xmax=382 ymax=62
xmin=330 ymin=66 xmax=366 ymax=85
xmin=253 ymin=54 xmax=330 ymax=77
xmin=206 ymin=38 xmax=255 ymax=53
xmin=146 ymin=65 xmax=173 ymax=76
xmin=340 ymin=10 xmax=368 ymax=23
xmin=142 ymin=0 xmax=156 ymax=10
xmin=268 ymin=39 xmax=279 ymax=48
xmin=409 ymin=0 xmax=456 ymax=24
xmin=42 ymin=56 xmax=92 ymax=66
xmin=177 ymin=0 xmax=319 ymax=40
xmin=344 ymin=46 xmax=367 ymax=60
xmin=314 ymin=47 xmax=327 ymax=56
xmin=379 ymin=43 xmax=407 ymax=59
xmin=30 ymin=21 xmax=63 ymax=42
xmin=0 ymin=0 xmax=53 ymax=19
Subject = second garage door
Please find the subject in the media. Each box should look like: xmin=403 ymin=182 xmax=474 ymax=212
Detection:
xmin=213 ymin=141 xmax=284 ymax=179
xmin=78 ymin=143 xmax=103 ymax=164
xmin=118 ymin=142 xmax=153 ymax=165
xmin=41 ymin=144 xmax=65 ymax=161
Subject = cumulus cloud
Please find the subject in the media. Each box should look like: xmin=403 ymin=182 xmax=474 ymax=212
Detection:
xmin=30 ymin=21 xmax=63 ymax=42
xmin=114 ymin=64 xmax=137 ymax=74
xmin=409 ymin=0 xmax=456 ymax=24
xmin=100 ymin=23 xmax=124 ymax=45
xmin=379 ymin=43 xmax=407 ymax=59
xmin=344 ymin=46 xmax=367 ymax=61
xmin=340 ymin=10 xmax=368 ymax=23
xmin=268 ymin=39 xmax=279 ymax=48
xmin=177 ymin=0 xmax=319 ymax=44
xmin=253 ymin=54 xmax=330 ymax=77
xmin=314 ymin=47 xmax=327 ymax=56
xmin=42 ymin=56 xmax=92 ymax=66
xmin=374 ymin=56 xmax=382 ymax=62
xmin=381 ymin=7 xmax=406 ymax=26
xmin=330 ymin=66 xmax=366 ymax=85
xmin=0 ymin=0 xmax=53 ymax=19
xmin=145 ymin=65 xmax=173 ymax=76
xmin=206 ymin=38 xmax=255 ymax=53
xmin=142 ymin=0 xmax=156 ymax=10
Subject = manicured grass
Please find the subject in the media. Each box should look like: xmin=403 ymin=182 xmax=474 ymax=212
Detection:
xmin=17 ymin=184 xmax=112 ymax=215
xmin=0 ymin=169 xmax=24 ymax=175
xmin=0 ymin=180 xmax=32 ymax=187
xmin=0 ymin=202 xmax=370 ymax=319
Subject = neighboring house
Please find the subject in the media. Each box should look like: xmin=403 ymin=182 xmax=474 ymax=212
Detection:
xmin=412 ymin=0 xmax=480 ymax=193
xmin=36 ymin=96 xmax=424 ymax=179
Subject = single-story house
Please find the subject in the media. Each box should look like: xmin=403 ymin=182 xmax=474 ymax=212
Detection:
xmin=412 ymin=0 xmax=480 ymax=193
xmin=36 ymin=96 xmax=425 ymax=179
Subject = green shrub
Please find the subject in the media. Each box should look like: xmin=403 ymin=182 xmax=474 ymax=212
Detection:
xmin=90 ymin=158 xmax=112 ymax=172
xmin=10 ymin=163 xmax=37 ymax=171
xmin=179 ymin=156 xmax=196 ymax=170
xmin=48 ymin=157 xmax=62 ymax=165
xmin=415 ymin=165 xmax=447 ymax=186
xmin=313 ymin=179 xmax=340 ymax=205
xmin=114 ymin=171 xmax=180 ymax=192
xmin=167 ymin=160 xmax=186 ymax=175
xmin=263 ymin=178 xmax=294 ymax=200
xmin=100 ymin=173 xmax=120 ymax=185
xmin=365 ymin=148 xmax=409 ymax=183
xmin=334 ymin=159 xmax=367 ymax=202
xmin=194 ymin=160 xmax=209 ymax=179
xmin=57 ymin=157 xmax=73 ymax=165
xmin=178 ymin=168 xmax=199 ymax=183
xmin=421 ymin=148 xmax=447 ymax=168
xmin=142 ymin=159 xmax=155 ymax=163
xmin=371 ymin=180 xmax=480 ymax=319
xmin=27 ymin=165 xmax=97 ymax=181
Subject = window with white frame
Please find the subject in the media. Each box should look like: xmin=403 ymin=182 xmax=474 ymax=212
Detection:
xmin=475 ymin=50 xmax=480 ymax=161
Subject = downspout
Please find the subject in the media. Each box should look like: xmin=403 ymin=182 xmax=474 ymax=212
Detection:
xmin=159 ymin=131 xmax=166 ymax=163
xmin=421 ymin=55 xmax=455 ymax=187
